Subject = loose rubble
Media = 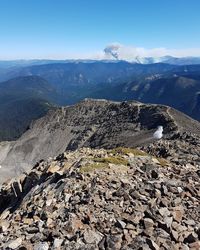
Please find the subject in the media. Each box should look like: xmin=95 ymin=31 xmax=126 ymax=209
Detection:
xmin=0 ymin=136 xmax=200 ymax=249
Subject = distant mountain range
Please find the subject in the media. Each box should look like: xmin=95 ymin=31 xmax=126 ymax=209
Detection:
xmin=1 ymin=56 xmax=200 ymax=68
xmin=119 ymin=55 xmax=200 ymax=65
xmin=0 ymin=60 xmax=200 ymax=141
xmin=90 ymin=68 xmax=200 ymax=121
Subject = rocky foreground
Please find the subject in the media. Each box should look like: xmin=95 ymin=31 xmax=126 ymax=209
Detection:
xmin=0 ymin=138 xmax=200 ymax=249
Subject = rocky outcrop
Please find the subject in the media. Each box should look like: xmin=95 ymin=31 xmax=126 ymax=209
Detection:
xmin=0 ymin=143 xmax=199 ymax=249
xmin=1 ymin=99 xmax=200 ymax=184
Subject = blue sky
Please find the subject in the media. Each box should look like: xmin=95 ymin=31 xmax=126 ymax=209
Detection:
xmin=0 ymin=0 xmax=200 ymax=59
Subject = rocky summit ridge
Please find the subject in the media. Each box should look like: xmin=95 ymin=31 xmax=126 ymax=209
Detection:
xmin=1 ymin=98 xmax=200 ymax=184
xmin=0 ymin=99 xmax=200 ymax=249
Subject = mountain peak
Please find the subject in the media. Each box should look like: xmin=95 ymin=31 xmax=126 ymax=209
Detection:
xmin=0 ymin=99 xmax=200 ymax=184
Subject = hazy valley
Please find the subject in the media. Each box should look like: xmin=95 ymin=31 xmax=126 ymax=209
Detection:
xmin=0 ymin=60 xmax=200 ymax=141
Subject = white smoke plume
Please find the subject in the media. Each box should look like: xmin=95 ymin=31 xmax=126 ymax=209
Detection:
xmin=103 ymin=43 xmax=122 ymax=60
xmin=93 ymin=43 xmax=200 ymax=61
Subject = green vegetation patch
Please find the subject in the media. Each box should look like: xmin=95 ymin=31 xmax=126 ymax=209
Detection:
xmin=111 ymin=147 xmax=148 ymax=156
xmin=93 ymin=156 xmax=129 ymax=165
xmin=156 ymin=157 xmax=169 ymax=167
xmin=79 ymin=155 xmax=129 ymax=173
xmin=80 ymin=162 xmax=108 ymax=173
